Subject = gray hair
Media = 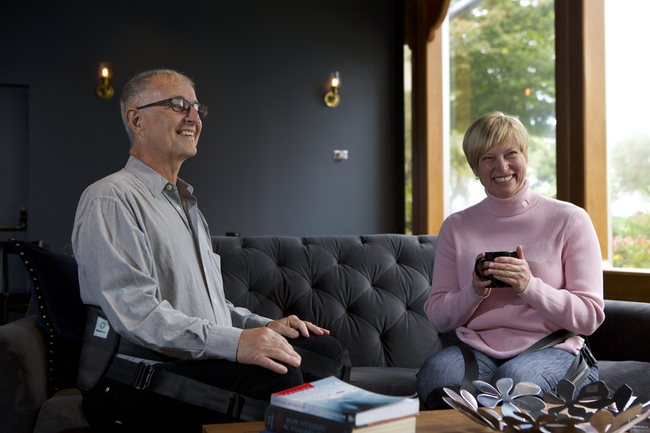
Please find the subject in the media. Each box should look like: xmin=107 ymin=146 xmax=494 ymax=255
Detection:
xmin=119 ymin=69 xmax=196 ymax=145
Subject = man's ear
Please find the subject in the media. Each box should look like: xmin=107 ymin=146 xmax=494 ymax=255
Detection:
xmin=125 ymin=108 xmax=145 ymax=138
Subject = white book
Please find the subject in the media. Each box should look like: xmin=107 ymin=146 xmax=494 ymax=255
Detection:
xmin=270 ymin=376 xmax=419 ymax=427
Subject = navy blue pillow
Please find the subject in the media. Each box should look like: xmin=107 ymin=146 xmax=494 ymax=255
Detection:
xmin=9 ymin=239 xmax=86 ymax=395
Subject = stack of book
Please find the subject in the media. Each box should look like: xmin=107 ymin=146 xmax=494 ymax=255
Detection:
xmin=263 ymin=376 xmax=419 ymax=433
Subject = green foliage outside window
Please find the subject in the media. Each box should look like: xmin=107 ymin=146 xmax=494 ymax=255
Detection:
xmin=405 ymin=0 xmax=649 ymax=268
xmin=612 ymin=214 xmax=650 ymax=269
xmin=449 ymin=0 xmax=557 ymax=209
xmin=450 ymin=0 xmax=556 ymax=138
xmin=610 ymin=134 xmax=650 ymax=268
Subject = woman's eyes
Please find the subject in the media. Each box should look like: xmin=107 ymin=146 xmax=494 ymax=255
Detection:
xmin=482 ymin=151 xmax=518 ymax=162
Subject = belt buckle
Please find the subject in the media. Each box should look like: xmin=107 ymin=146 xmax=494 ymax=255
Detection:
xmin=132 ymin=362 xmax=155 ymax=390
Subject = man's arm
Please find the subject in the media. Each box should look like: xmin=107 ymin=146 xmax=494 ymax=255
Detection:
xmin=72 ymin=190 xmax=242 ymax=361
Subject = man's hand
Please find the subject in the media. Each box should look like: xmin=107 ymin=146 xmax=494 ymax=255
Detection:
xmin=235 ymin=316 xmax=331 ymax=374
xmin=236 ymin=327 xmax=302 ymax=374
xmin=266 ymin=315 xmax=331 ymax=339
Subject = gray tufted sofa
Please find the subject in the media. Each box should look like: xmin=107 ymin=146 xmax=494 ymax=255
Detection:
xmin=212 ymin=235 xmax=444 ymax=396
xmin=2 ymin=234 xmax=650 ymax=433
xmin=211 ymin=235 xmax=650 ymax=397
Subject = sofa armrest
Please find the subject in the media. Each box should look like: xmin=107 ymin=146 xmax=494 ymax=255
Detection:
xmin=589 ymin=300 xmax=650 ymax=363
xmin=0 ymin=316 xmax=48 ymax=433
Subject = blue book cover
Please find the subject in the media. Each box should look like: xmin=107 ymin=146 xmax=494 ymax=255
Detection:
xmin=270 ymin=377 xmax=418 ymax=427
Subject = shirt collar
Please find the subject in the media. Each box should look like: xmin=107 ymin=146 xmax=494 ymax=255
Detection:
xmin=124 ymin=155 xmax=193 ymax=197
xmin=481 ymin=178 xmax=538 ymax=217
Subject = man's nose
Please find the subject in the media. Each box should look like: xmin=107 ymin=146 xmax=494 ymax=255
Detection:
xmin=186 ymin=106 xmax=201 ymax=122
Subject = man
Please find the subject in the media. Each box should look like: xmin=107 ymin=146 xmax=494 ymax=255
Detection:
xmin=72 ymin=69 xmax=346 ymax=432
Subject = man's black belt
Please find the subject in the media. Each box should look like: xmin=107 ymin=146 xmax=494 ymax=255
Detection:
xmin=105 ymin=356 xmax=268 ymax=422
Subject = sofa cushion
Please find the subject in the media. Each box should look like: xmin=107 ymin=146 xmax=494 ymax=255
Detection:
xmin=349 ymin=367 xmax=418 ymax=396
xmin=33 ymin=389 xmax=85 ymax=433
xmin=598 ymin=360 xmax=650 ymax=397
xmin=9 ymin=240 xmax=86 ymax=396
xmin=212 ymin=235 xmax=443 ymax=369
xmin=591 ymin=300 xmax=650 ymax=363
xmin=0 ymin=316 xmax=48 ymax=433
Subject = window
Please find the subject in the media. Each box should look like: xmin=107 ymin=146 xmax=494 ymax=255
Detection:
xmin=605 ymin=0 xmax=650 ymax=270
xmin=407 ymin=0 xmax=650 ymax=299
xmin=405 ymin=45 xmax=413 ymax=235
xmin=446 ymin=0 xmax=556 ymax=215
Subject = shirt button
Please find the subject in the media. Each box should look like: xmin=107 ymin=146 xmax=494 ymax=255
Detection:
xmin=176 ymin=205 xmax=181 ymax=211
xmin=213 ymin=299 xmax=218 ymax=305
xmin=166 ymin=184 xmax=173 ymax=190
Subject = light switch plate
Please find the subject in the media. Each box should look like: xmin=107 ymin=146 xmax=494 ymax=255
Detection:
xmin=334 ymin=150 xmax=348 ymax=160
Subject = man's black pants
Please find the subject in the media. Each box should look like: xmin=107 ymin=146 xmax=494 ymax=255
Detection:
xmin=82 ymin=334 xmax=346 ymax=433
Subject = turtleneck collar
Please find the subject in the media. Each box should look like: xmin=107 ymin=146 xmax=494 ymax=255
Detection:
xmin=480 ymin=178 xmax=539 ymax=217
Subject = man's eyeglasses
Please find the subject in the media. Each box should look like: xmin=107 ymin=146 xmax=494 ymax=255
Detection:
xmin=137 ymin=98 xmax=208 ymax=119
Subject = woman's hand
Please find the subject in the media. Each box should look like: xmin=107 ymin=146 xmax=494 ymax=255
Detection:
xmin=472 ymin=252 xmax=493 ymax=297
xmin=484 ymin=245 xmax=531 ymax=294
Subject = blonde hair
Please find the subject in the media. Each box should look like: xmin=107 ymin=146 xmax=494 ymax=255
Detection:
xmin=462 ymin=112 xmax=529 ymax=170
xmin=120 ymin=69 xmax=196 ymax=144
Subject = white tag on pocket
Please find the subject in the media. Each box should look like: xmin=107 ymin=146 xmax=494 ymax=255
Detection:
xmin=93 ymin=316 xmax=110 ymax=339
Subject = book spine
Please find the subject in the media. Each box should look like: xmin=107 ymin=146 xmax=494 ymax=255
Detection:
xmin=265 ymin=406 xmax=354 ymax=433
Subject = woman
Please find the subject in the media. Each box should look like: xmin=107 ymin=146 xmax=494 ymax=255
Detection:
xmin=416 ymin=112 xmax=604 ymax=409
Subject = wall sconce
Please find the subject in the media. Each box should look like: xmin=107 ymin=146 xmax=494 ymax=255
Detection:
xmin=324 ymin=71 xmax=340 ymax=108
xmin=96 ymin=62 xmax=114 ymax=100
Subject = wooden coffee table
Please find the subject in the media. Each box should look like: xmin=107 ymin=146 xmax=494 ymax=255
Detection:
xmin=202 ymin=409 xmax=489 ymax=433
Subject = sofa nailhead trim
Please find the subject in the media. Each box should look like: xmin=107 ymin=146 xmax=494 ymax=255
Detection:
xmin=13 ymin=241 xmax=60 ymax=398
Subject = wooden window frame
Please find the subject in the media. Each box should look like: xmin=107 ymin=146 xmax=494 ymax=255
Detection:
xmin=411 ymin=0 xmax=650 ymax=302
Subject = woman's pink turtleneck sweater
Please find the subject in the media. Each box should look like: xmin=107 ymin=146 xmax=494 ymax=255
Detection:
xmin=424 ymin=179 xmax=605 ymax=359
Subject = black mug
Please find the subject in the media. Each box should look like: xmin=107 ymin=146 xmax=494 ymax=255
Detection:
xmin=474 ymin=251 xmax=517 ymax=288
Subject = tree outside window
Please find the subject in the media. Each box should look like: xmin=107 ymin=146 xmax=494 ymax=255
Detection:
xmin=448 ymin=0 xmax=557 ymax=214
xmin=406 ymin=0 xmax=649 ymax=269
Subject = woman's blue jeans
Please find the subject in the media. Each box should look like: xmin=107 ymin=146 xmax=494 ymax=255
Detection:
xmin=416 ymin=345 xmax=598 ymax=407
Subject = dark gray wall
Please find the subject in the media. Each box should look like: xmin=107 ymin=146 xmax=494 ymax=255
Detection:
xmin=0 ymin=0 xmax=404 ymax=250
xmin=0 ymin=86 xmax=29 ymax=232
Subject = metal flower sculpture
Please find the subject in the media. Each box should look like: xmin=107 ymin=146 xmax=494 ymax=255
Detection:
xmin=544 ymin=380 xmax=611 ymax=420
xmin=442 ymin=379 xmax=650 ymax=433
xmin=476 ymin=378 xmax=547 ymax=419
xmin=443 ymin=387 xmax=505 ymax=430
xmin=502 ymin=412 xmax=586 ymax=433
